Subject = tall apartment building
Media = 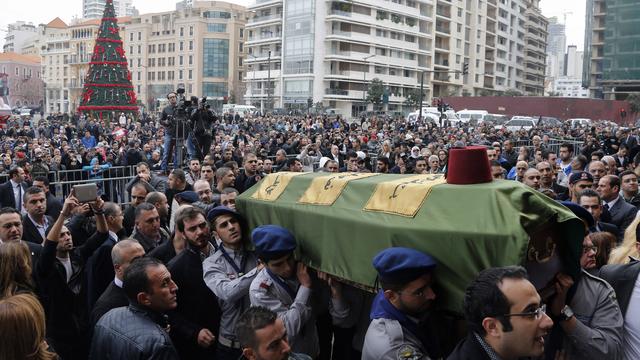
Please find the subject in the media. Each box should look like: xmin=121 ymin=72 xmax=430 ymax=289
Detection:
xmin=584 ymin=0 xmax=640 ymax=99
xmin=3 ymin=21 xmax=38 ymax=53
xmin=244 ymin=0 xmax=547 ymax=116
xmin=120 ymin=1 xmax=249 ymax=111
xmin=545 ymin=17 xmax=566 ymax=79
xmin=40 ymin=18 xmax=71 ymax=114
xmin=83 ymin=0 xmax=136 ymax=19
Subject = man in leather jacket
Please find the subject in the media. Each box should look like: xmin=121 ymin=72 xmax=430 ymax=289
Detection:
xmin=90 ymin=256 xmax=180 ymax=359
xmin=160 ymin=92 xmax=178 ymax=172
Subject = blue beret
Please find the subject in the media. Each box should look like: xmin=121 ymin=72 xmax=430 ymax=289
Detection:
xmin=373 ymin=247 xmax=437 ymax=284
xmin=559 ymin=201 xmax=594 ymax=228
xmin=207 ymin=205 xmax=244 ymax=223
xmin=252 ymin=225 xmax=296 ymax=260
xmin=174 ymin=191 xmax=199 ymax=204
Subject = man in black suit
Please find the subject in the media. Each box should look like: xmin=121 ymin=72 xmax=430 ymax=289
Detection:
xmin=0 ymin=207 xmax=40 ymax=266
xmin=90 ymin=239 xmax=145 ymax=327
xmin=613 ymin=144 xmax=630 ymax=173
xmin=33 ymin=176 xmax=63 ymax=219
xmin=21 ymin=186 xmax=54 ymax=244
xmin=0 ymin=167 xmax=28 ymax=211
xmin=598 ymin=175 xmax=638 ymax=239
xmin=578 ymin=189 xmax=620 ymax=243
xmin=598 ymin=259 xmax=640 ymax=359
xmin=86 ymin=202 xmax=128 ymax=310
xmin=167 ymin=206 xmax=221 ymax=360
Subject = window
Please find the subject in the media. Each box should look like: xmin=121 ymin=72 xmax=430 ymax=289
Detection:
xmin=207 ymin=23 xmax=227 ymax=32
xmin=138 ymin=32 xmax=141 ymax=40
xmin=240 ymin=28 xmax=244 ymax=38
xmin=130 ymin=46 xmax=134 ymax=54
xmin=203 ymin=11 xmax=231 ymax=19
xmin=238 ymin=57 xmax=243 ymax=66
xmin=203 ymin=39 xmax=229 ymax=77
xmin=188 ymin=69 xmax=193 ymax=79
xmin=180 ymin=27 xmax=184 ymax=36
xmin=203 ymin=82 xmax=228 ymax=97
xmin=189 ymin=26 xmax=193 ymax=36
xmin=238 ymin=71 xmax=243 ymax=81
xmin=138 ymin=58 xmax=141 ymax=66
xmin=189 ymin=55 xmax=193 ymax=65
xmin=138 ymin=45 xmax=141 ymax=53
xmin=189 ymin=41 xmax=193 ymax=50
xmin=179 ymin=56 xmax=183 ymax=66
xmin=130 ymin=33 xmax=133 ymax=41
xmin=179 ymin=70 xmax=183 ymax=79
xmin=137 ymin=72 xmax=141 ymax=81
xmin=239 ymin=43 xmax=243 ymax=53
xmin=179 ymin=41 xmax=184 ymax=51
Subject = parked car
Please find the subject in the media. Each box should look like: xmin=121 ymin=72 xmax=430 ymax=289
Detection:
xmin=482 ymin=114 xmax=509 ymax=126
xmin=567 ymin=118 xmax=592 ymax=128
xmin=536 ymin=116 xmax=562 ymax=127
xmin=497 ymin=118 xmax=537 ymax=132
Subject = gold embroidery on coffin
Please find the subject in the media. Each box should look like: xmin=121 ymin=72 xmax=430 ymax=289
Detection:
xmin=364 ymin=174 xmax=446 ymax=217
xmin=298 ymin=173 xmax=379 ymax=205
xmin=251 ymin=172 xmax=307 ymax=201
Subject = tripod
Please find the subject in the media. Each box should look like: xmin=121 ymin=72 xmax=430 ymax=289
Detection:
xmin=173 ymin=117 xmax=191 ymax=169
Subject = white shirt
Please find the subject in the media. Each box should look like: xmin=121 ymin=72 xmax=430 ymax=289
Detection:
xmin=605 ymin=196 xmax=620 ymax=211
xmin=114 ymin=277 xmax=123 ymax=288
xmin=624 ymin=273 xmax=640 ymax=360
xmin=57 ymin=256 xmax=72 ymax=283
xmin=28 ymin=213 xmax=49 ymax=241
xmin=10 ymin=179 xmax=24 ymax=213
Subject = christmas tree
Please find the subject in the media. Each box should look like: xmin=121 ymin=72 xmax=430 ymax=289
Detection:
xmin=77 ymin=0 xmax=137 ymax=119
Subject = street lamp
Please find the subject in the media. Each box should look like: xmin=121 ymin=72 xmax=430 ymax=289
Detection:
xmin=362 ymin=54 xmax=375 ymax=116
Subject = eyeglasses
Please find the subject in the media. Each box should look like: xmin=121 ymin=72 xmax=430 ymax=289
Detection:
xmin=583 ymin=245 xmax=598 ymax=254
xmin=502 ymin=304 xmax=547 ymax=320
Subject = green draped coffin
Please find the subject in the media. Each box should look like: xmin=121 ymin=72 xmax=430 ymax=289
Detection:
xmin=236 ymin=172 xmax=584 ymax=313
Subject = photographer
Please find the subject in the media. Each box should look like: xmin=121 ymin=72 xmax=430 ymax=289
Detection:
xmin=160 ymin=92 xmax=178 ymax=172
xmin=190 ymin=97 xmax=215 ymax=161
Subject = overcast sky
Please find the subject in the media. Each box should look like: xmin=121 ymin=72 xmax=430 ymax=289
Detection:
xmin=1 ymin=0 xmax=585 ymax=52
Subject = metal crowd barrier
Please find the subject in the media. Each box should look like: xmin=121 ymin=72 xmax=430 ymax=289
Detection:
xmin=50 ymin=166 xmax=137 ymax=206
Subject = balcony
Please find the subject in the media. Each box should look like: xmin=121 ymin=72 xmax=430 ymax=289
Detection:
xmin=250 ymin=13 xmax=282 ymax=24
xmin=325 ymin=88 xmax=349 ymax=96
xmin=247 ymin=32 xmax=282 ymax=43
xmin=68 ymin=55 xmax=91 ymax=65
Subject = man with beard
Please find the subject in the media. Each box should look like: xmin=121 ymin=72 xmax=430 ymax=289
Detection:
xmin=185 ymin=159 xmax=201 ymax=186
xmin=215 ymin=167 xmax=236 ymax=194
xmin=203 ymin=206 xmax=263 ymax=359
xmin=167 ymin=207 xmax=221 ymax=359
xmin=362 ymin=247 xmax=438 ymax=360
xmin=146 ymin=192 xmax=170 ymax=233
xmin=447 ymin=266 xmax=553 ymax=360
xmin=236 ymin=306 xmax=312 ymax=360
xmin=235 ymin=153 xmax=263 ymax=194
xmin=37 ymin=192 xmax=109 ymax=360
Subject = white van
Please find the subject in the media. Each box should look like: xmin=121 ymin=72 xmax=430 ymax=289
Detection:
xmin=406 ymin=108 xmax=459 ymax=127
xmin=223 ymin=104 xmax=258 ymax=118
xmin=456 ymin=110 xmax=489 ymax=123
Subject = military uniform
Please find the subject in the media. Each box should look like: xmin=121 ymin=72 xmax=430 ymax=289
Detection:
xmin=202 ymin=206 xmax=259 ymax=359
xmin=362 ymin=247 xmax=437 ymax=360
xmin=362 ymin=317 xmax=428 ymax=360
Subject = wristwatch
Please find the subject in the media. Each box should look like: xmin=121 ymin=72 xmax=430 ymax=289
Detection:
xmin=560 ymin=305 xmax=574 ymax=321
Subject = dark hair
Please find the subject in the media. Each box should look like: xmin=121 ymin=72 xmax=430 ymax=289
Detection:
xmin=560 ymin=143 xmax=574 ymax=153
xmin=592 ymin=150 xmax=605 ymax=160
xmin=122 ymin=257 xmax=163 ymax=302
xmin=589 ymin=231 xmax=615 ymax=268
xmin=619 ymin=143 xmax=629 ymax=151
xmin=32 ymin=176 xmax=49 ymax=186
xmin=490 ymin=160 xmax=502 ymax=167
xmin=136 ymin=161 xmax=150 ymax=169
xmin=619 ymin=170 xmax=637 ymax=181
xmin=236 ymin=306 xmax=278 ymax=349
xmin=346 ymin=150 xmax=358 ymax=160
xmin=286 ymin=158 xmax=300 ymax=167
xmin=170 ymin=168 xmax=186 ymax=183
xmin=175 ymin=206 xmax=205 ymax=233
xmin=578 ymin=188 xmax=601 ymax=203
xmin=23 ymin=186 xmax=44 ymax=203
xmin=573 ymin=155 xmax=588 ymax=170
xmin=604 ymin=175 xmax=621 ymax=191
xmin=134 ymin=202 xmax=156 ymax=220
xmin=221 ymin=187 xmax=239 ymax=195
xmin=377 ymin=157 xmax=390 ymax=167
xmin=8 ymin=167 xmax=22 ymax=179
xmin=0 ymin=207 xmax=20 ymax=217
xmin=463 ymin=266 xmax=528 ymax=336
xmin=103 ymin=202 xmax=121 ymax=218
xmin=145 ymin=192 xmax=165 ymax=206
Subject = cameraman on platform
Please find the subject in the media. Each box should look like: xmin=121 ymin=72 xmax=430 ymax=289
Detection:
xmin=189 ymin=97 xmax=216 ymax=161
xmin=160 ymin=92 xmax=178 ymax=172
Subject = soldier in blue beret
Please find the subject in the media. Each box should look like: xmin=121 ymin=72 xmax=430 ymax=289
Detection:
xmin=362 ymin=247 xmax=438 ymax=360
xmin=248 ymin=225 xmax=350 ymax=358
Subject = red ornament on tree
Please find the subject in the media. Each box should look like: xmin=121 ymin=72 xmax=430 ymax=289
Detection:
xmin=127 ymin=90 xmax=137 ymax=104
xmin=115 ymin=46 xmax=125 ymax=58
xmin=82 ymin=89 xmax=95 ymax=104
xmin=108 ymin=27 xmax=118 ymax=35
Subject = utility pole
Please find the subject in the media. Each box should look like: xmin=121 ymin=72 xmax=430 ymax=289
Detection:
xmin=267 ymin=50 xmax=271 ymax=112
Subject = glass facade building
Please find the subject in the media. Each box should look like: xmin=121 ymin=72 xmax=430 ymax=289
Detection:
xmin=203 ymin=39 xmax=229 ymax=77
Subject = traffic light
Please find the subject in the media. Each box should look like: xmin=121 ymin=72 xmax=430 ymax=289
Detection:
xmin=462 ymin=63 xmax=469 ymax=75
xmin=620 ymin=108 xmax=627 ymax=119
xmin=307 ymin=97 xmax=313 ymax=108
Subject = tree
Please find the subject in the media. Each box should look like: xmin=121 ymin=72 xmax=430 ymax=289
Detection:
xmin=503 ymin=89 xmax=523 ymax=97
xmin=77 ymin=0 xmax=137 ymax=120
xmin=627 ymin=93 xmax=640 ymax=115
xmin=367 ymin=78 xmax=384 ymax=108
xmin=403 ymin=88 xmax=421 ymax=109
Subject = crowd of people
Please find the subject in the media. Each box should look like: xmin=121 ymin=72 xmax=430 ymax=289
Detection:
xmin=1 ymin=94 xmax=640 ymax=360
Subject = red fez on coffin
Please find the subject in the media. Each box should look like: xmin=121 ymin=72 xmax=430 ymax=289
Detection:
xmin=446 ymin=146 xmax=493 ymax=185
